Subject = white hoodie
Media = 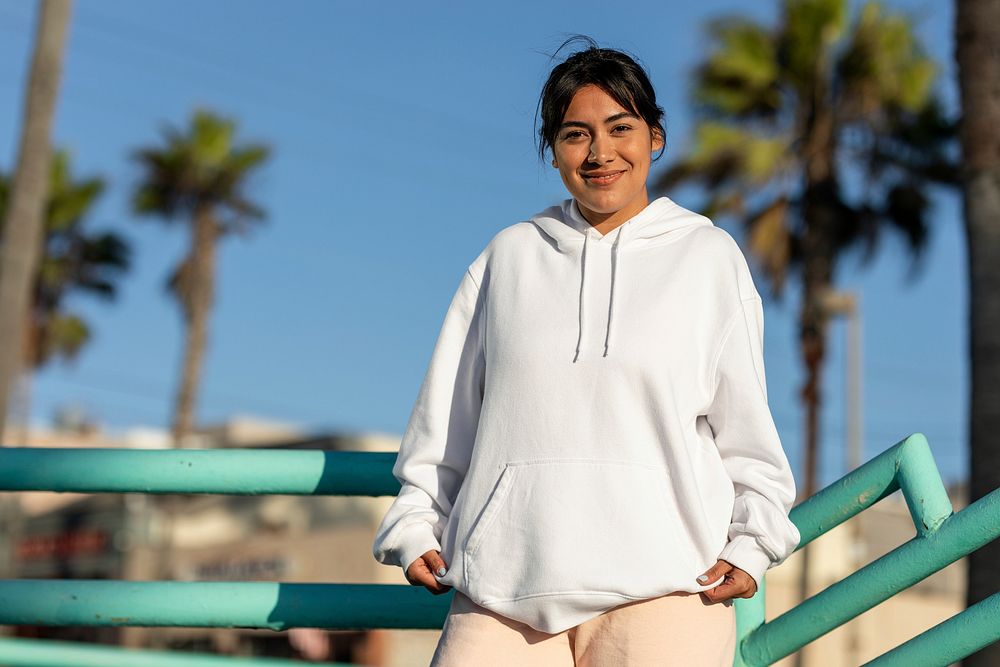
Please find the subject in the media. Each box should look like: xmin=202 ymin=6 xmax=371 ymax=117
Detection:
xmin=372 ymin=196 xmax=800 ymax=634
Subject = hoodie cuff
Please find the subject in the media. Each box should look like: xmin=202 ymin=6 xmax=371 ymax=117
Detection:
xmin=393 ymin=522 xmax=443 ymax=577
xmin=718 ymin=534 xmax=774 ymax=590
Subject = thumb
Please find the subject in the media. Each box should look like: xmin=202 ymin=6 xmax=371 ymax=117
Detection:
xmin=696 ymin=559 xmax=732 ymax=585
xmin=425 ymin=550 xmax=449 ymax=578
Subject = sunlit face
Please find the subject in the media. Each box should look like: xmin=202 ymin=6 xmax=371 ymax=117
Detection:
xmin=551 ymin=84 xmax=664 ymax=228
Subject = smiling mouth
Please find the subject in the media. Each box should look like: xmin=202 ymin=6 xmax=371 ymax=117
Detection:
xmin=583 ymin=170 xmax=626 ymax=185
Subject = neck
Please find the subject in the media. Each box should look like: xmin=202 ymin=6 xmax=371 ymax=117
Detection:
xmin=577 ymin=193 xmax=650 ymax=235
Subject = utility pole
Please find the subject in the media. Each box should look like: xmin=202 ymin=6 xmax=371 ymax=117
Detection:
xmin=822 ymin=290 xmax=863 ymax=474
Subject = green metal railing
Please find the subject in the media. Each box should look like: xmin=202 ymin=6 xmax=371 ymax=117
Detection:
xmin=0 ymin=432 xmax=996 ymax=666
xmin=733 ymin=433 xmax=999 ymax=666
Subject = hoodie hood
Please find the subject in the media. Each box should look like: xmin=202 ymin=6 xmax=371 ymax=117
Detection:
xmin=529 ymin=197 xmax=712 ymax=361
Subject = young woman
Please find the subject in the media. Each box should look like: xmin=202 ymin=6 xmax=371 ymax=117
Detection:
xmin=372 ymin=37 xmax=800 ymax=666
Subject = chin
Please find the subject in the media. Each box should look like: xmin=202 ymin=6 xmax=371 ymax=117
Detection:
xmin=577 ymin=195 xmax=630 ymax=215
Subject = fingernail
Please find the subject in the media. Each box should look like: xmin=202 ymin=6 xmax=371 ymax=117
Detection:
xmin=697 ymin=574 xmax=709 ymax=582
xmin=436 ymin=567 xmax=447 ymax=577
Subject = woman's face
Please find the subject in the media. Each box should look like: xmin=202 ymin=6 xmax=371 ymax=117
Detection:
xmin=551 ymin=84 xmax=664 ymax=227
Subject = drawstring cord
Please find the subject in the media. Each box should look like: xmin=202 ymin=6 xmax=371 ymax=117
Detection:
xmin=604 ymin=224 xmax=625 ymax=357
xmin=573 ymin=231 xmax=590 ymax=363
xmin=573 ymin=223 xmax=626 ymax=362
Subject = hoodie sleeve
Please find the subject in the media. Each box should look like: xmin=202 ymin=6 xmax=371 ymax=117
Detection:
xmin=371 ymin=265 xmax=485 ymax=574
xmin=708 ymin=294 xmax=801 ymax=589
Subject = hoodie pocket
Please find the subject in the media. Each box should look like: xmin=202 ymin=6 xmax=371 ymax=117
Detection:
xmin=463 ymin=459 xmax=695 ymax=604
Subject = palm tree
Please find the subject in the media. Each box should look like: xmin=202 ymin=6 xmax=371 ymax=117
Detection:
xmin=131 ymin=109 xmax=270 ymax=446
xmin=0 ymin=0 xmax=73 ymax=444
xmin=954 ymin=1 xmax=1000 ymax=664
xmin=0 ymin=149 xmax=131 ymax=432
xmin=1 ymin=150 xmax=130 ymax=369
xmin=654 ymin=0 xmax=957 ymax=652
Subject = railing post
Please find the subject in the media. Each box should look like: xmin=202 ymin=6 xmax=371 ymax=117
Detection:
xmin=732 ymin=575 xmax=766 ymax=667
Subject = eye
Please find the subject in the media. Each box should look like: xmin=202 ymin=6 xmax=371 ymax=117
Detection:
xmin=561 ymin=130 xmax=586 ymax=140
xmin=612 ymin=124 xmax=633 ymax=133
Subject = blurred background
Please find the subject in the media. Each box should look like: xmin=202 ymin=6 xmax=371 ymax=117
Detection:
xmin=0 ymin=0 xmax=994 ymax=665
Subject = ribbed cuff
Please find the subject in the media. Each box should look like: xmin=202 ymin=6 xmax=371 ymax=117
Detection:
xmin=718 ymin=534 xmax=773 ymax=590
xmin=394 ymin=522 xmax=443 ymax=577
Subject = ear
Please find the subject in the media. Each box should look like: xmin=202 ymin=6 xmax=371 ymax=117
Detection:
xmin=651 ymin=127 xmax=665 ymax=153
xmin=551 ymin=158 xmax=558 ymax=168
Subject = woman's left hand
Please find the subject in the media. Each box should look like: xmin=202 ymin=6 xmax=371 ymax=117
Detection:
xmin=696 ymin=559 xmax=758 ymax=603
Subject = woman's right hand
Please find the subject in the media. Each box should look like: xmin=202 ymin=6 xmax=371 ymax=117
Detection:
xmin=405 ymin=549 xmax=452 ymax=595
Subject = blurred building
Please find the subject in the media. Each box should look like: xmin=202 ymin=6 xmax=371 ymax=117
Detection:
xmin=0 ymin=416 xmax=971 ymax=665
xmin=0 ymin=415 xmax=413 ymax=663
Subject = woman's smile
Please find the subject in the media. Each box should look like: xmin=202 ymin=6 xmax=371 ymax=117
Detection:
xmin=583 ymin=169 xmax=626 ymax=186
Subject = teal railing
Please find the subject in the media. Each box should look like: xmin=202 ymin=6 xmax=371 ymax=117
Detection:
xmin=734 ymin=433 xmax=999 ymax=666
xmin=0 ymin=432 xmax=996 ymax=666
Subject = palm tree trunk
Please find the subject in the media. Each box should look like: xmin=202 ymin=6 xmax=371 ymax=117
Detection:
xmin=159 ymin=205 xmax=217 ymax=594
xmin=793 ymin=314 xmax=824 ymax=667
xmin=796 ymin=86 xmax=837 ymax=507
xmin=0 ymin=0 xmax=72 ymax=443
xmin=955 ymin=1 xmax=1000 ymax=665
xmin=794 ymin=163 xmax=837 ymax=667
xmin=170 ymin=205 xmax=218 ymax=446
xmin=798 ymin=185 xmax=838 ymax=504
xmin=12 ymin=311 xmax=37 ymax=446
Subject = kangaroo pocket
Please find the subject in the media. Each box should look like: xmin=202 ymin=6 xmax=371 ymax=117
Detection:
xmin=463 ymin=458 xmax=696 ymax=604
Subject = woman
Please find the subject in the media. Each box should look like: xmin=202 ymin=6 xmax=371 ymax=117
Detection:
xmin=372 ymin=37 xmax=800 ymax=666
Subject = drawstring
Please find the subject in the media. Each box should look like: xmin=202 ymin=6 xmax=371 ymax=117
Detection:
xmin=573 ymin=231 xmax=590 ymax=363
xmin=604 ymin=224 xmax=625 ymax=357
xmin=573 ymin=223 xmax=627 ymax=362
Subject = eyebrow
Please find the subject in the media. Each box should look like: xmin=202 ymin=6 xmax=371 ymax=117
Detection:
xmin=559 ymin=112 xmax=638 ymax=130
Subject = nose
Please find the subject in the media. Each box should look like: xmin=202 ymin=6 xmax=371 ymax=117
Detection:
xmin=588 ymin=134 xmax=614 ymax=163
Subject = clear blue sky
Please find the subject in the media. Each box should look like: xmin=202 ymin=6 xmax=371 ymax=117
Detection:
xmin=0 ymin=0 xmax=965 ymax=489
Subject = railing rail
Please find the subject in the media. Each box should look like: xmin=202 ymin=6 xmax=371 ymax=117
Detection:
xmin=0 ymin=432 xmax=996 ymax=667
xmin=733 ymin=433 xmax=999 ymax=667
xmin=863 ymin=591 xmax=1000 ymax=667
xmin=0 ymin=448 xmax=398 ymax=496
xmin=0 ymin=581 xmax=451 ymax=630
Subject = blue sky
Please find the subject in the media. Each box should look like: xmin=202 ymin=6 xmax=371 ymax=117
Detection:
xmin=0 ymin=0 xmax=965 ymax=490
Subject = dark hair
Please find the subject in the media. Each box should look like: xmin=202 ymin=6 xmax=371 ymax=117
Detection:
xmin=535 ymin=35 xmax=666 ymax=163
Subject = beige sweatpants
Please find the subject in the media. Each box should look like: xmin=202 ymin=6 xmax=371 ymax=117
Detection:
xmin=430 ymin=589 xmax=737 ymax=666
